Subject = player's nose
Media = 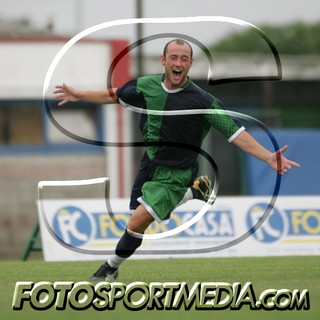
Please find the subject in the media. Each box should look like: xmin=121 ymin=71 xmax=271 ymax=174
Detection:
xmin=174 ymin=58 xmax=183 ymax=66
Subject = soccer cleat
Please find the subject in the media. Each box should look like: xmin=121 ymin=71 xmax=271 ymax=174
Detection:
xmin=89 ymin=262 xmax=119 ymax=282
xmin=191 ymin=175 xmax=213 ymax=201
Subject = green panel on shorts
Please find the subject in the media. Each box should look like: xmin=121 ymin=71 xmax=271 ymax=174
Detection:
xmin=141 ymin=165 xmax=192 ymax=221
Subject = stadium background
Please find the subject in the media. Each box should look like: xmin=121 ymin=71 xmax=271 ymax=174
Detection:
xmin=0 ymin=1 xmax=319 ymax=319
xmin=0 ymin=0 xmax=319 ymax=258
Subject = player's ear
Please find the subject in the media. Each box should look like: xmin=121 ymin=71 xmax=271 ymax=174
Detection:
xmin=160 ymin=55 xmax=166 ymax=66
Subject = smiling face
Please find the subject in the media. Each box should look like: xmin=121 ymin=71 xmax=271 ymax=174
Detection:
xmin=161 ymin=40 xmax=193 ymax=90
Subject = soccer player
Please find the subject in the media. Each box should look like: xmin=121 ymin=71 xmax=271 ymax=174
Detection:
xmin=54 ymin=39 xmax=300 ymax=281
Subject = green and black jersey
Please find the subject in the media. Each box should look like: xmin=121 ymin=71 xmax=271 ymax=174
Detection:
xmin=117 ymin=74 xmax=244 ymax=168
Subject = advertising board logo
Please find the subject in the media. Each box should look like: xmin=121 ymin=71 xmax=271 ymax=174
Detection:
xmin=288 ymin=209 xmax=320 ymax=235
xmin=53 ymin=206 xmax=93 ymax=246
xmin=91 ymin=210 xmax=235 ymax=239
xmin=51 ymin=207 xmax=235 ymax=249
xmin=247 ymin=203 xmax=286 ymax=243
xmin=180 ymin=210 xmax=234 ymax=237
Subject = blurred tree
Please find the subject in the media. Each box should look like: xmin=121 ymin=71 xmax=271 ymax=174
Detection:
xmin=0 ymin=16 xmax=53 ymax=36
xmin=210 ymin=22 xmax=320 ymax=55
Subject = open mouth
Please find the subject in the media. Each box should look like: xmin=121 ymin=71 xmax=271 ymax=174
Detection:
xmin=172 ymin=69 xmax=182 ymax=80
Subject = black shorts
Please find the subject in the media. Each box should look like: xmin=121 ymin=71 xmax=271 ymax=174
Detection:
xmin=129 ymin=152 xmax=199 ymax=212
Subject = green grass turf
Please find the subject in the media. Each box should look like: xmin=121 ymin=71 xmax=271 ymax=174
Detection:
xmin=1 ymin=256 xmax=319 ymax=320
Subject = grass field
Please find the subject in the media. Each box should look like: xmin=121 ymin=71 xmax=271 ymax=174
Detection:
xmin=1 ymin=256 xmax=319 ymax=320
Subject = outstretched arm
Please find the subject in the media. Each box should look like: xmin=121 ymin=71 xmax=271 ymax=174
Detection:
xmin=53 ymin=84 xmax=118 ymax=106
xmin=232 ymin=130 xmax=300 ymax=175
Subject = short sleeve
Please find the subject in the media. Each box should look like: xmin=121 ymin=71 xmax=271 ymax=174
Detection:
xmin=204 ymin=98 xmax=245 ymax=142
xmin=116 ymin=79 xmax=146 ymax=109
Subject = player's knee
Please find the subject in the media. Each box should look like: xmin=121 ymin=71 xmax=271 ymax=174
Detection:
xmin=127 ymin=205 xmax=154 ymax=234
xmin=127 ymin=221 xmax=150 ymax=234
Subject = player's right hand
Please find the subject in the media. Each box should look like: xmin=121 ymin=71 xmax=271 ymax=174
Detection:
xmin=53 ymin=83 xmax=80 ymax=106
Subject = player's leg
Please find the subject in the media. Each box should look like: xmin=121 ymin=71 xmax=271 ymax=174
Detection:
xmin=90 ymin=154 xmax=156 ymax=281
xmin=191 ymin=175 xmax=213 ymax=201
xmin=175 ymin=162 xmax=213 ymax=207
xmin=129 ymin=152 xmax=156 ymax=213
xmin=90 ymin=204 xmax=153 ymax=281
xmin=176 ymin=175 xmax=213 ymax=207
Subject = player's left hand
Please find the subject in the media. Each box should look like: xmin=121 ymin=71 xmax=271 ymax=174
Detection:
xmin=268 ymin=145 xmax=301 ymax=175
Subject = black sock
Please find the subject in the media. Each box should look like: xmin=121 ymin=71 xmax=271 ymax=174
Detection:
xmin=115 ymin=229 xmax=143 ymax=258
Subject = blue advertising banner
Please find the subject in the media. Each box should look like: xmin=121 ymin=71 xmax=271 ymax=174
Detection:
xmin=38 ymin=197 xmax=320 ymax=261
